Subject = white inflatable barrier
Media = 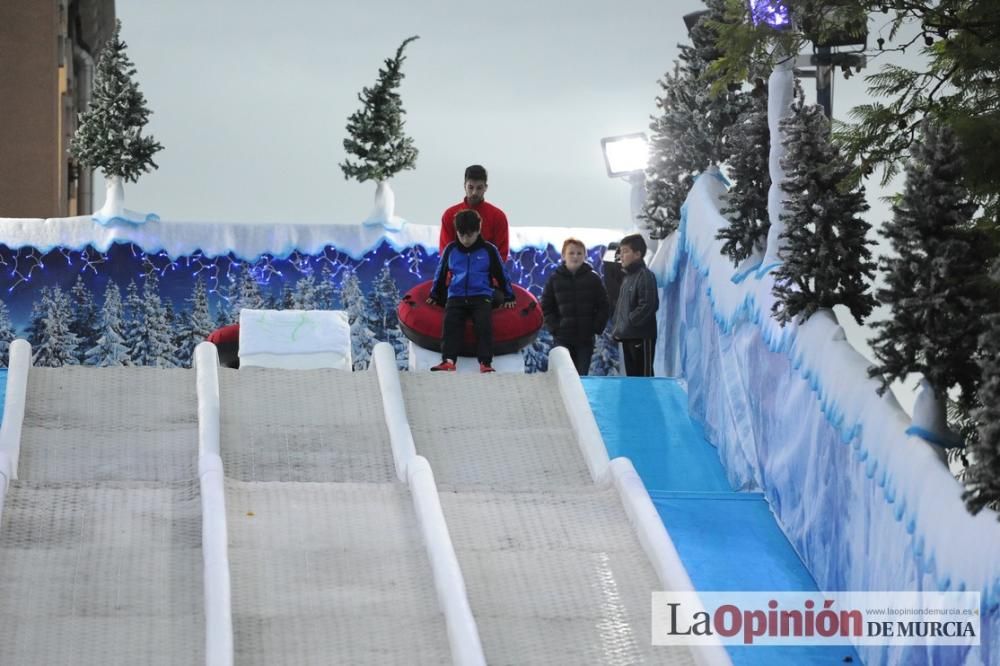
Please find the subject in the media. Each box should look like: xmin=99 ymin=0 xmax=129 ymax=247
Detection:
xmin=609 ymin=457 xmax=732 ymax=666
xmin=372 ymin=342 xmax=487 ymax=666
xmin=372 ymin=344 xmax=418 ymax=482
xmin=195 ymin=343 xmax=235 ymax=666
xmin=0 ymin=339 xmax=30 ymax=524
xmin=548 ymin=346 xmax=611 ymax=483
xmin=408 ymin=456 xmax=486 ymax=666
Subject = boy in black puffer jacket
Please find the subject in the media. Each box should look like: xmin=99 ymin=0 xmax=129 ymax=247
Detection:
xmin=541 ymin=238 xmax=610 ymax=375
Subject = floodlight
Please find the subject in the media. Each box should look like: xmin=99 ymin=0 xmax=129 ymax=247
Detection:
xmin=600 ymin=133 xmax=649 ymax=179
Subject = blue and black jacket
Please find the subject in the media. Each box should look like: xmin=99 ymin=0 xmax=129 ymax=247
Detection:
xmin=430 ymin=237 xmax=515 ymax=304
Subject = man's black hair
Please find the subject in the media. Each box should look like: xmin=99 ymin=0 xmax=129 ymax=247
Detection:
xmin=464 ymin=164 xmax=488 ymax=182
xmin=619 ymin=233 xmax=647 ymax=256
xmin=454 ymin=209 xmax=482 ymax=236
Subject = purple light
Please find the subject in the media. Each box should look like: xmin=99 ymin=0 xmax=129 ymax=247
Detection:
xmin=748 ymin=0 xmax=791 ymax=29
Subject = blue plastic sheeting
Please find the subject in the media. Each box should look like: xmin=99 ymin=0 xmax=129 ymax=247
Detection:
xmin=582 ymin=376 xmax=859 ymax=665
xmin=582 ymin=377 xmax=732 ymax=493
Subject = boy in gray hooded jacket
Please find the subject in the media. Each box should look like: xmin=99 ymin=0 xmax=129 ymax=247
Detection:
xmin=611 ymin=234 xmax=658 ymax=376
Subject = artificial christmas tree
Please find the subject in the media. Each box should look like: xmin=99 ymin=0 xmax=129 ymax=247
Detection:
xmin=341 ymin=36 xmax=419 ymax=230
xmin=69 ymin=20 xmax=162 ymax=225
xmin=771 ymin=103 xmax=876 ymax=325
xmin=869 ymin=122 xmax=994 ymax=440
xmin=0 ymin=302 xmax=17 ymax=367
xmin=86 ymin=283 xmax=130 ymax=367
xmin=964 ymin=262 xmax=1000 ymax=515
xmin=718 ymin=82 xmax=770 ymax=269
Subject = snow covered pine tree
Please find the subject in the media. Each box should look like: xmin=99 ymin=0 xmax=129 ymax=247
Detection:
xmin=69 ymin=19 xmax=162 ymax=224
xmin=869 ymin=122 xmax=995 ymax=424
xmin=964 ymin=261 xmax=1000 ymax=516
xmin=719 ymin=81 xmax=770 ymax=267
xmin=341 ymin=36 xmax=419 ymax=228
xmin=771 ymin=103 xmax=876 ymax=325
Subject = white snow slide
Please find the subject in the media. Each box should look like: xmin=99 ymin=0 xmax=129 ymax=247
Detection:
xmin=397 ymin=348 xmax=712 ymax=666
xmin=0 ymin=362 xmax=206 ymax=663
xmin=215 ymin=360 xmax=455 ymax=664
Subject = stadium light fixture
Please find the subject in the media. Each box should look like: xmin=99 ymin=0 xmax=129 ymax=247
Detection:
xmin=600 ymin=133 xmax=649 ymax=179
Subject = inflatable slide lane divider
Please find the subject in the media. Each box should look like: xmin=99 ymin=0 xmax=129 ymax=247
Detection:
xmin=549 ymin=346 xmax=733 ymax=666
xmin=0 ymin=339 xmax=31 ymax=526
xmin=371 ymin=342 xmax=487 ymax=666
xmin=194 ymin=343 xmax=235 ymax=666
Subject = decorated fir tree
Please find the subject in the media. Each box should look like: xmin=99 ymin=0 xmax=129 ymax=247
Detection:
xmin=338 ymin=271 xmax=378 ymax=370
xmin=963 ymin=263 xmax=1000 ymax=515
xmin=370 ymin=266 xmax=408 ymax=369
xmin=291 ymin=275 xmax=320 ymax=311
xmin=229 ymin=267 xmax=265 ymax=322
xmin=30 ymin=287 xmax=81 ymax=367
xmin=0 ymin=301 xmax=17 ymax=367
xmin=178 ymin=279 xmax=215 ymax=365
xmin=134 ymin=271 xmax=177 ymax=367
xmin=771 ymin=103 xmax=876 ymax=325
xmin=589 ymin=329 xmax=621 ymax=376
xmin=718 ymin=82 xmax=771 ymax=266
xmin=69 ymin=20 xmax=162 ymax=224
xmin=522 ymin=328 xmax=554 ymax=374
xmin=69 ymin=275 xmax=98 ymax=363
xmin=86 ymin=283 xmax=130 ymax=367
xmin=341 ymin=36 xmax=419 ymax=228
xmin=868 ymin=122 xmax=993 ymax=414
xmin=123 ymin=280 xmax=143 ymax=364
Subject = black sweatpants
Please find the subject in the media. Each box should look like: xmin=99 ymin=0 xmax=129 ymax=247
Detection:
xmin=621 ymin=337 xmax=656 ymax=377
xmin=442 ymin=296 xmax=494 ymax=364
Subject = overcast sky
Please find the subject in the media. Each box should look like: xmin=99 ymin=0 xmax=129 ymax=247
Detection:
xmin=115 ymin=1 xmax=911 ymax=232
xmin=113 ymin=0 xmax=746 ymax=231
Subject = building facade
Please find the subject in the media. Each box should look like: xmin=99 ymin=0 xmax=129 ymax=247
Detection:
xmin=0 ymin=0 xmax=115 ymax=218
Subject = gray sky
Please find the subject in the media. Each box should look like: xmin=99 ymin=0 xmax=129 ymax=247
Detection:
xmin=116 ymin=0 xmax=708 ymax=229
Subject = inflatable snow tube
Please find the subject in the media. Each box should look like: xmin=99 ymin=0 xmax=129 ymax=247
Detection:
xmin=398 ymin=281 xmax=543 ymax=356
xmin=207 ymin=323 xmax=240 ymax=368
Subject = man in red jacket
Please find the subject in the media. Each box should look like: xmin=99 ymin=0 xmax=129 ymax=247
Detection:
xmin=439 ymin=164 xmax=510 ymax=261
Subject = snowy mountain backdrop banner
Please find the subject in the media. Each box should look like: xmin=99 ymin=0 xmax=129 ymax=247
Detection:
xmin=0 ymin=240 xmax=620 ymax=374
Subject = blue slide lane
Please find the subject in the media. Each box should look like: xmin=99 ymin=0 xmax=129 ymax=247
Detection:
xmin=582 ymin=377 xmax=860 ymax=665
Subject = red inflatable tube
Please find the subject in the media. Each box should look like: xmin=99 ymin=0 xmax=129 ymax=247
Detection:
xmin=206 ymin=323 xmax=240 ymax=368
xmin=398 ymin=280 xmax=542 ymax=357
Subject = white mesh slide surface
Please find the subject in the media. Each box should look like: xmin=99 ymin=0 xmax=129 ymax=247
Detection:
xmin=400 ymin=373 xmax=593 ymax=491
xmin=0 ymin=367 xmax=204 ymax=664
xmin=219 ymin=367 xmax=451 ymax=664
xmin=225 ymin=480 xmax=451 ymax=665
xmin=440 ymin=487 xmax=694 ymax=666
xmin=219 ymin=368 xmax=395 ymax=483
xmin=401 ymin=371 xmax=695 ymax=665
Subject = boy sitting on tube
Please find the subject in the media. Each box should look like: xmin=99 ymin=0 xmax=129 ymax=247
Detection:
xmin=426 ymin=209 xmax=515 ymax=373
